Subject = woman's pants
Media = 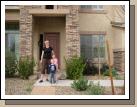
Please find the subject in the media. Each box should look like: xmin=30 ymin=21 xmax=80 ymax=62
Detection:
xmin=41 ymin=59 xmax=50 ymax=74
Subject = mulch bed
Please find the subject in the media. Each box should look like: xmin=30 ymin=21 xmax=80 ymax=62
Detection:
xmin=55 ymin=86 xmax=124 ymax=95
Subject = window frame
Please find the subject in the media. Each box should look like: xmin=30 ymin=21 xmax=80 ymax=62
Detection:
xmin=5 ymin=30 xmax=20 ymax=60
xmin=80 ymin=34 xmax=106 ymax=64
xmin=79 ymin=5 xmax=107 ymax=14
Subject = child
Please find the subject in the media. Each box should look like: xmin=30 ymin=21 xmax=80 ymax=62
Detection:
xmin=52 ymin=54 xmax=58 ymax=70
xmin=52 ymin=54 xmax=59 ymax=80
xmin=48 ymin=59 xmax=56 ymax=84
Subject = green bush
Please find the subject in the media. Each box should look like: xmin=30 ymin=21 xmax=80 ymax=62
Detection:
xmin=86 ymin=81 xmax=104 ymax=95
xmin=17 ymin=57 xmax=36 ymax=79
xmin=83 ymin=61 xmax=98 ymax=75
xmin=71 ymin=77 xmax=89 ymax=91
xmin=103 ymin=68 xmax=118 ymax=77
xmin=64 ymin=56 xmax=86 ymax=79
xmin=5 ymin=50 xmax=17 ymax=77
xmin=100 ymin=63 xmax=109 ymax=74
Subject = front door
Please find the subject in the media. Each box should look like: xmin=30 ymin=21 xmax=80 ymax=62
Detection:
xmin=44 ymin=33 xmax=60 ymax=68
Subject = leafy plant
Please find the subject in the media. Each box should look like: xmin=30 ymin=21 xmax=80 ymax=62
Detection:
xmin=115 ymin=75 xmax=123 ymax=80
xmin=64 ymin=56 xmax=86 ymax=79
xmin=5 ymin=50 xmax=17 ymax=77
xmin=86 ymin=81 xmax=104 ymax=95
xmin=103 ymin=68 xmax=118 ymax=77
xmin=83 ymin=60 xmax=98 ymax=75
xmin=100 ymin=63 xmax=109 ymax=74
xmin=26 ymin=83 xmax=33 ymax=93
xmin=71 ymin=77 xmax=89 ymax=91
xmin=17 ymin=56 xmax=36 ymax=79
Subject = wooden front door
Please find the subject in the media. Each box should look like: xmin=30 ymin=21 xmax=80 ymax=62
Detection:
xmin=44 ymin=33 xmax=60 ymax=68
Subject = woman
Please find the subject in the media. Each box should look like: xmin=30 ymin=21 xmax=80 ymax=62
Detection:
xmin=39 ymin=40 xmax=54 ymax=83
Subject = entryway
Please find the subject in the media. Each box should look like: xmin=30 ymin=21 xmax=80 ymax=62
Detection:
xmin=38 ymin=32 xmax=60 ymax=67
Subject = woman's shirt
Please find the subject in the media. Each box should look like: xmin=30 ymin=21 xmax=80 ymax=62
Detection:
xmin=43 ymin=47 xmax=53 ymax=59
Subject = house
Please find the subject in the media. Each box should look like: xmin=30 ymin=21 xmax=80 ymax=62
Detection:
xmin=5 ymin=5 xmax=125 ymax=72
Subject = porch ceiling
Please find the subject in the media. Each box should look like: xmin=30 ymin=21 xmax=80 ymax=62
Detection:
xmin=29 ymin=9 xmax=70 ymax=16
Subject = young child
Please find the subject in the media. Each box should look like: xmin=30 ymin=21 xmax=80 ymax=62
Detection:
xmin=52 ymin=54 xmax=59 ymax=71
xmin=52 ymin=54 xmax=59 ymax=80
xmin=48 ymin=59 xmax=56 ymax=84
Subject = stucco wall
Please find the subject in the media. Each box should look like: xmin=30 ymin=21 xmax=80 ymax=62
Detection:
xmin=32 ymin=17 xmax=66 ymax=70
xmin=79 ymin=6 xmax=114 ymax=63
xmin=112 ymin=27 xmax=125 ymax=50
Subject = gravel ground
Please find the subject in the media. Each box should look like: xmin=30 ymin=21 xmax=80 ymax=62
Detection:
xmin=5 ymin=77 xmax=35 ymax=95
xmin=55 ymin=86 xmax=124 ymax=95
xmin=55 ymin=86 xmax=86 ymax=95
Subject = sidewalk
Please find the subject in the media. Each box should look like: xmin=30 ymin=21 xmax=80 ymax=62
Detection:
xmin=34 ymin=79 xmax=124 ymax=87
xmin=31 ymin=79 xmax=124 ymax=95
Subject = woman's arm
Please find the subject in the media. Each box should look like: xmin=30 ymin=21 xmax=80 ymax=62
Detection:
xmin=40 ymin=51 xmax=44 ymax=63
xmin=52 ymin=50 xmax=54 ymax=55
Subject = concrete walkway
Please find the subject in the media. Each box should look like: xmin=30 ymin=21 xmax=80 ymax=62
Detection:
xmin=34 ymin=79 xmax=124 ymax=87
xmin=31 ymin=79 xmax=124 ymax=95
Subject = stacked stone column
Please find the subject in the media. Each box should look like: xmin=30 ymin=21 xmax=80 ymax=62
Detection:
xmin=19 ymin=6 xmax=41 ymax=58
xmin=113 ymin=50 xmax=125 ymax=72
xmin=59 ymin=5 xmax=80 ymax=58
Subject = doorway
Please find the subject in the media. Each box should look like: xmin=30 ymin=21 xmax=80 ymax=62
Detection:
xmin=42 ymin=32 xmax=60 ymax=68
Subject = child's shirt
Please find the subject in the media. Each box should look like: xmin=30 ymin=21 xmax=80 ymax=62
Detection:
xmin=49 ymin=64 xmax=56 ymax=73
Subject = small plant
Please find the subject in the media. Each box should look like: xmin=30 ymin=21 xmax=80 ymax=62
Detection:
xmin=26 ymin=83 xmax=33 ymax=93
xmin=83 ymin=60 xmax=98 ymax=75
xmin=5 ymin=50 xmax=17 ymax=77
xmin=103 ymin=68 xmax=118 ymax=77
xmin=100 ymin=63 xmax=109 ymax=74
xmin=71 ymin=77 xmax=89 ymax=91
xmin=64 ymin=56 xmax=86 ymax=79
xmin=17 ymin=56 xmax=36 ymax=79
xmin=86 ymin=81 xmax=104 ymax=95
xmin=115 ymin=75 xmax=123 ymax=80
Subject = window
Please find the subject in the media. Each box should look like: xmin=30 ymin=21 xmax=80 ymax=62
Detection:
xmin=80 ymin=35 xmax=105 ymax=61
xmin=80 ymin=5 xmax=103 ymax=10
xmin=5 ymin=22 xmax=19 ymax=60
xmin=45 ymin=5 xmax=54 ymax=9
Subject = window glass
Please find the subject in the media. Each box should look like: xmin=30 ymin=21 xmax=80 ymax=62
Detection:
xmin=80 ymin=35 xmax=105 ymax=60
xmin=5 ymin=23 xmax=19 ymax=60
xmin=80 ymin=5 xmax=103 ymax=10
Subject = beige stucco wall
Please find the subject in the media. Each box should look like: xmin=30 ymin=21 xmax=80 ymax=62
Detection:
xmin=112 ymin=27 xmax=125 ymax=50
xmin=32 ymin=17 xmax=66 ymax=71
xmin=79 ymin=5 xmax=114 ymax=63
xmin=5 ymin=10 xmax=20 ymax=21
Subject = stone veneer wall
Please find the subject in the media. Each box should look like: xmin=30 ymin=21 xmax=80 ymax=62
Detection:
xmin=59 ymin=5 xmax=80 ymax=58
xmin=113 ymin=50 xmax=125 ymax=72
xmin=20 ymin=5 xmax=80 ymax=59
xmin=19 ymin=5 xmax=41 ymax=58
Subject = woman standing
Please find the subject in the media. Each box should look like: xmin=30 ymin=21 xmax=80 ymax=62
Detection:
xmin=39 ymin=40 xmax=54 ymax=83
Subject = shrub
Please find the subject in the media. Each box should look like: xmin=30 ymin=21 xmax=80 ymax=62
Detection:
xmin=71 ymin=77 xmax=89 ymax=91
xmin=103 ymin=68 xmax=118 ymax=77
xmin=5 ymin=50 xmax=17 ymax=77
xmin=17 ymin=57 xmax=36 ymax=79
xmin=83 ymin=60 xmax=98 ymax=75
xmin=100 ymin=63 xmax=109 ymax=74
xmin=86 ymin=81 xmax=104 ymax=95
xmin=64 ymin=56 xmax=86 ymax=79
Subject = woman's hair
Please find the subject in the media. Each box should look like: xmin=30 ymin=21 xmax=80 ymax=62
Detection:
xmin=45 ymin=40 xmax=49 ymax=43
